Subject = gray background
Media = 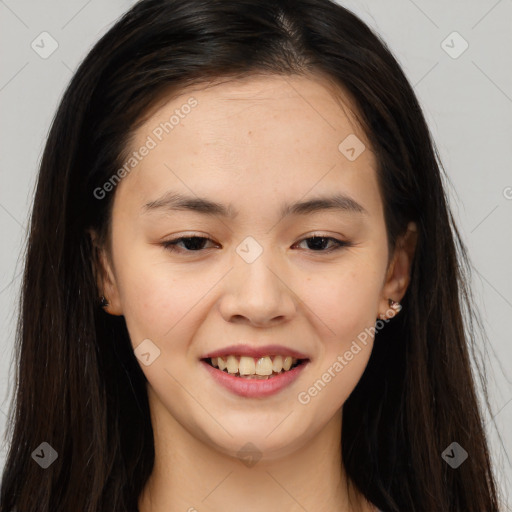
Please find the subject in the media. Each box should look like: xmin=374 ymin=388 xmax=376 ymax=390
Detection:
xmin=0 ymin=0 xmax=511 ymax=507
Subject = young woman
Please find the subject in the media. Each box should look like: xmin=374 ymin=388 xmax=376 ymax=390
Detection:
xmin=0 ymin=0 xmax=502 ymax=511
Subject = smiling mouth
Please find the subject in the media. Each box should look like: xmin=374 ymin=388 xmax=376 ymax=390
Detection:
xmin=202 ymin=355 xmax=307 ymax=379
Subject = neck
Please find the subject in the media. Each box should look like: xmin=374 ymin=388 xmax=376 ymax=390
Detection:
xmin=138 ymin=388 xmax=375 ymax=512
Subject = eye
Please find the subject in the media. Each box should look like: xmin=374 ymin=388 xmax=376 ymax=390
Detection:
xmin=293 ymin=235 xmax=351 ymax=253
xmin=161 ymin=234 xmax=351 ymax=255
xmin=161 ymin=236 xmax=217 ymax=253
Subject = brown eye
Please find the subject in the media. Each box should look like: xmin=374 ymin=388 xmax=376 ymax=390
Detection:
xmin=294 ymin=236 xmax=350 ymax=252
xmin=162 ymin=236 xmax=216 ymax=253
xmin=161 ymin=235 xmax=350 ymax=256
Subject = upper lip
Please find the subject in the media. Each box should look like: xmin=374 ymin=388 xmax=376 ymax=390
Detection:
xmin=201 ymin=344 xmax=310 ymax=360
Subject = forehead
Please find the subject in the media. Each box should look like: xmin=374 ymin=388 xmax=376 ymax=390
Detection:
xmin=137 ymin=72 xmax=366 ymax=145
xmin=116 ymin=73 xmax=381 ymax=218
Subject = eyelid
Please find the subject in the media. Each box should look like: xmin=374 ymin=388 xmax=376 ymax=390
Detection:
xmin=293 ymin=234 xmax=351 ymax=252
xmin=161 ymin=233 xmax=218 ymax=251
xmin=160 ymin=232 xmax=352 ymax=255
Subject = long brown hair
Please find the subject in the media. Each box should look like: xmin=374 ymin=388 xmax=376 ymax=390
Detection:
xmin=0 ymin=0 xmax=502 ymax=510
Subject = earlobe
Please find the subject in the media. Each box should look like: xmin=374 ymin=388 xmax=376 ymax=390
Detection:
xmin=377 ymin=221 xmax=418 ymax=320
xmin=88 ymin=229 xmax=124 ymax=316
xmin=378 ymin=298 xmax=402 ymax=320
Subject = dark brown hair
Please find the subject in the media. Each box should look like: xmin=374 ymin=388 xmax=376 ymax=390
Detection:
xmin=0 ymin=0 xmax=502 ymax=510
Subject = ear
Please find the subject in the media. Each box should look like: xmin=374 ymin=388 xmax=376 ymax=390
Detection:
xmin=378 ymin=221 xmax=418 ymax=320
xmin=88 ymin=229 xmax=123 ymax=316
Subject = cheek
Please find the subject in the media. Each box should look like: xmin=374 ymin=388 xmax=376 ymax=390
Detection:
xmin=115 ymin=251 xmax=227 ymax=350
xmin=299 ymin=259 xmax=383 ymax=344
xmin=295 ymin=265 xmax=381 ymax=415
xmin=114 ymin=247 xmax=200 ymax=343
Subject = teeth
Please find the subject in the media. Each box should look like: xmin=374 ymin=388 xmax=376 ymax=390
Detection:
xmin=255 ymin=357 xmax=273 ymax=375
xmin=209 ymin=355 xmax=300 ymax=376
xmin=226 ymin=355 xmax=238 ymax=374
xmin=239 ymin=356 xmax=256 ymax=375
xmin=272 ymin=355 xmax=283 ymax=372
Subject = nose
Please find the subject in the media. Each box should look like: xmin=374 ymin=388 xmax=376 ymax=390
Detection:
xmin=218 ymin=250 xmax=297 ymax=327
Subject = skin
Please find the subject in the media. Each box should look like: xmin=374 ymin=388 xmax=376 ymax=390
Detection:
xmin=94 ymin=73 xmax=417 ymax=512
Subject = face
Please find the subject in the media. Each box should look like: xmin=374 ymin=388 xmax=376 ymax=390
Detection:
xmin=97 ymin=74 xmax=414 ymax=460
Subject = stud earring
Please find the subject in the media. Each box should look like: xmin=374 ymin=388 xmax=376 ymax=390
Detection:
xmin=99 ymin=295 xmax=109 ymax=308
xmin=388 ymin=298 xmax=402 ymax=312
xmin=378 ymin=298 xmax=402 ymax=320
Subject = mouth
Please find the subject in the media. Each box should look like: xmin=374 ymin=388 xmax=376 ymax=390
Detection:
xmin=201 ymin=355 xmax=308 ymax=380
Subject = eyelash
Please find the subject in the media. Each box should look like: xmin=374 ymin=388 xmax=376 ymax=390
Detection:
xmin=161 ymin=234 xmax=352 ymax=255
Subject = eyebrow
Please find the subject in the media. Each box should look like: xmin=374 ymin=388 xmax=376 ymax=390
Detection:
xmin=142 ymin=191 xmax=368 ymax=219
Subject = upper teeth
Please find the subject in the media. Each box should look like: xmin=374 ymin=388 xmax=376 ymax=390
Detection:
xmin=211 ymin=355 xmax=298 ymax=375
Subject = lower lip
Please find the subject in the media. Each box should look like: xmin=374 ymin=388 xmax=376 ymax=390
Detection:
xmin=200 ymin=360 xmax=309 ymax=398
